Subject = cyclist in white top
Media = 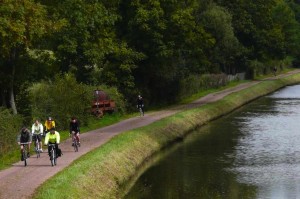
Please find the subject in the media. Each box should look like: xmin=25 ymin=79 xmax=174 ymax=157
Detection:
xmin=31 ymin=119 xmax=44 ymax=152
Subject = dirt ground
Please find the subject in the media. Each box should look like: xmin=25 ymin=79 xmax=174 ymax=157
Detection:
xmin=0 ymin=69 xmax=299 ymax=199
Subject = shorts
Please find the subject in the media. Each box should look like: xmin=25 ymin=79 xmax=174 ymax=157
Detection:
xmin=71 ymin=131 xmax=80 ymax=136
xmin=32 ymin=134 xmax=42 ymax=142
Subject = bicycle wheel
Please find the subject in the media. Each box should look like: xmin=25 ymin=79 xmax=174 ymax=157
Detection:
xmin=37 ymin=149 xmax=40 ymax=158
xmin=36 ymin=142 xmax=40 ymax=158
xmin=54 ymin=154 xmax=57 ymax=165
xmin=74 ymin=140 xmax=78 ymax=152
xmin=73 ymin=137 xmax=78 ymax=152
xmin=51 ymin=149 xmax=55 ymax=166
xmin=23 ymin=150 xmax=27 ymax=167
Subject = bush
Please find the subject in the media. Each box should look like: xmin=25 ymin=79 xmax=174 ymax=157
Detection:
xmin=0 ymin=108 xmax=23 ymax=158
xmin=27 ymin=73 xmax=126 ymax=130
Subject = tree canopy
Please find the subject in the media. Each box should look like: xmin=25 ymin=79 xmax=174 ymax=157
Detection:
xmin=1 ymin=0 xmax=300 ymax=113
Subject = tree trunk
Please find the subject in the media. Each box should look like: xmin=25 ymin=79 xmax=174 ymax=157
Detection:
xmin=9 ymin=84 xmax=17 ymax=114
xmin=0 ymin=88 xmax=8 ymax=107
xmin=9 ymin=51 xmax=17 ymax=114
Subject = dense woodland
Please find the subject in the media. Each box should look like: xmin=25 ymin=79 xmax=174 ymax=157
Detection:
xmin=1 ymin=0 xmax=300 ymax=132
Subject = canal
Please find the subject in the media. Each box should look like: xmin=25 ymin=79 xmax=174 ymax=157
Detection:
xmin=125 ymin=85 xmax=300 ymax=199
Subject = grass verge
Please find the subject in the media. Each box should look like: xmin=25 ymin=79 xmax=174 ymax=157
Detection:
xmin=33 ymin=72 xmax=300 ymax=199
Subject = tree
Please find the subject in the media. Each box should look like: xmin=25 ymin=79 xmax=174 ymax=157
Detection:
xmin=43 ymin=0 xmax=143 ymax=97
xmin=0 ymin=0 xmax=53 ymax=114
xmin=120 ymin=0 xmax=215 ymax=104
xmin=199 ymin=3 xmax=244 ymax=74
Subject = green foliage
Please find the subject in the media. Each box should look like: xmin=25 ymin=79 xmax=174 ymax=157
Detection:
xmin=178 ymin=74 xmax=228 ymax=101
xmin=1 ymin=0 xmax=300 ymax=114
xmin=0 ymin=108 xmax=23 ymax=159
xmin=200 ymin=3 xmax=244 ymax=74
xmin=27 ymin=73 xmax=125 ymax=129
xmin=43 ymin=0 xmax=142 ymax=96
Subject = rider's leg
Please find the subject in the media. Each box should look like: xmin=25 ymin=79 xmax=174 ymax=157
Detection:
xmin=72 ymin=132 xmax=75 ymax=146
xmin=76 ymin=132 xmax=80 ymax=146
xmin=39 ymin=141 xmax=43 ymax=152
xmin=38 ymin=135 xmax=43 ymax=152
xmin=55 ymin=143 xmax=59 ymax=157
xmin=27 ymin=144 xmax=31 ymax=157
xmin=48 ymin=145 xmax=51 ymax=156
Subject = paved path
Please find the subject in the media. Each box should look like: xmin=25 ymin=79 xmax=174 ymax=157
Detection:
xmin=0 ymin=69 xmax=299 ymax=199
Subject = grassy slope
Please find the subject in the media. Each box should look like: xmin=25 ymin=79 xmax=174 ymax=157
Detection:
xmin=33 ymin=73 xmax=300 ymax=198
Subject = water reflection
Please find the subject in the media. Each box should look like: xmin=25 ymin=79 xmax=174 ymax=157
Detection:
xmin=125 ymin=85 xmax=300 ymax=199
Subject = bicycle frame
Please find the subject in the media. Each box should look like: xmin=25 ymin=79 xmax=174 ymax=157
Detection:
xmin=20 ymin=142 xmax=29 ymax=166
xmin=48 ymin=144 xmax=57 ymax=166
xmin=72 ymin=131 xmax=79 ymax=152
xmin=33 ymin=134 xmax=40 ymax=158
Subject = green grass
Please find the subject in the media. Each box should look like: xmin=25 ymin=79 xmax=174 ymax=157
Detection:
xmin=178 ymin=80 xmax=250 ymax=104
xmin=33 ymin=71 xmax=300 ymax=199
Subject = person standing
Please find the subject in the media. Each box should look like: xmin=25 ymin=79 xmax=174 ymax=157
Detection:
xmin=17 ymin=126 xmax=32 ymax=161
xmin=31 ymin=119 xmax=44 ymax=152
xmin=70 ymin=117 xmax=81 ymax=146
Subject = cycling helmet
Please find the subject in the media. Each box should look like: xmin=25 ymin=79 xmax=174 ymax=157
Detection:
xmin=48 ymin=117 xmax=52 ymax=121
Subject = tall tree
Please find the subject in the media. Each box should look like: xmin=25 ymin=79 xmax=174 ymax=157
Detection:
xmin=199 ymin=3 xmax=244 ymax=74
xmin=120 ymin=0 xmax=214 ymax=104
xmin=43 ymin=0 xmax=143 ymax=96
xmin=0 ymin=0 xmax=52 ymax=114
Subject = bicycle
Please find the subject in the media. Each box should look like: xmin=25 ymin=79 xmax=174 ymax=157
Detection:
xmin=33 ymin=134 xmax=41 ymax=158
xmin=20 ymin=142 xmax=29 ymax=166
xmin=71 ymin=131 xmax=79 ymax=152
xmin=48 ymin=144 xmax=57 ymax=166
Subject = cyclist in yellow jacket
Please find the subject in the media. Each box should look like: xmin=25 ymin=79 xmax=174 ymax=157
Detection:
xmin=44 ymin=128 xmax=60 ymax=158
xmin=44 ymin=117 xmax=55 ymax=134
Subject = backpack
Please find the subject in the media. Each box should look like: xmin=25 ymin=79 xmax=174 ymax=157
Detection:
xmin=56 ymin=148 xmax=63 ymax=157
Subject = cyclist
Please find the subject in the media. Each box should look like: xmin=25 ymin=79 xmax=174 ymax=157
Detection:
xmin=31 ymin=119 xmax=44 ymax=152
xmin=44 ymin=128 xmax=60 ymax=158
xmin=17 ymin=126 xmax=32 ymax=161
xmin=44 ymin=117 xmax=55 ymax=135
xmin=273 ymin=66 xmax=277 ymax=76
xmin=70 ymin=117 xmax=80 ymax=146
xmin=137 ymin=95 xmax=144 ymax=116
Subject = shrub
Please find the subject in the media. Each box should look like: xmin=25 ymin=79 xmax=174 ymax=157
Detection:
xmin=0 ymin=108 xmax=23 ymax=158
xmin=27 ymin=73 xmax=125 ymax=130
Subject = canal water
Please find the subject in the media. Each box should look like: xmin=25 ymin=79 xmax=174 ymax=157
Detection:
xmin=125 ymin=85 xmax=300 ymax=199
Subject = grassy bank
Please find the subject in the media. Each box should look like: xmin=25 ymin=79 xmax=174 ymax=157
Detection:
xmin=33 ymin=73 xmax=300 ymax=199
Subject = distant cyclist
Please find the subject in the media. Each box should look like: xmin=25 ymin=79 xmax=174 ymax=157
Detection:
xmin=70 ymin=117 xmax=80 ymax=146
xmin=44 ymin=117 xmax=55 ymax=136
xmin=31 ymin=119 xmax=44 ymax=152
xmin=17 ymin=126 xmax=32 ymax=161
xmin=273 ymin=66 xmax=277 ymax=76
xmin=137 ymin=95 xmax=144 ymax=116
xmin=44 ymin=128 xmax=60 ymax=158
